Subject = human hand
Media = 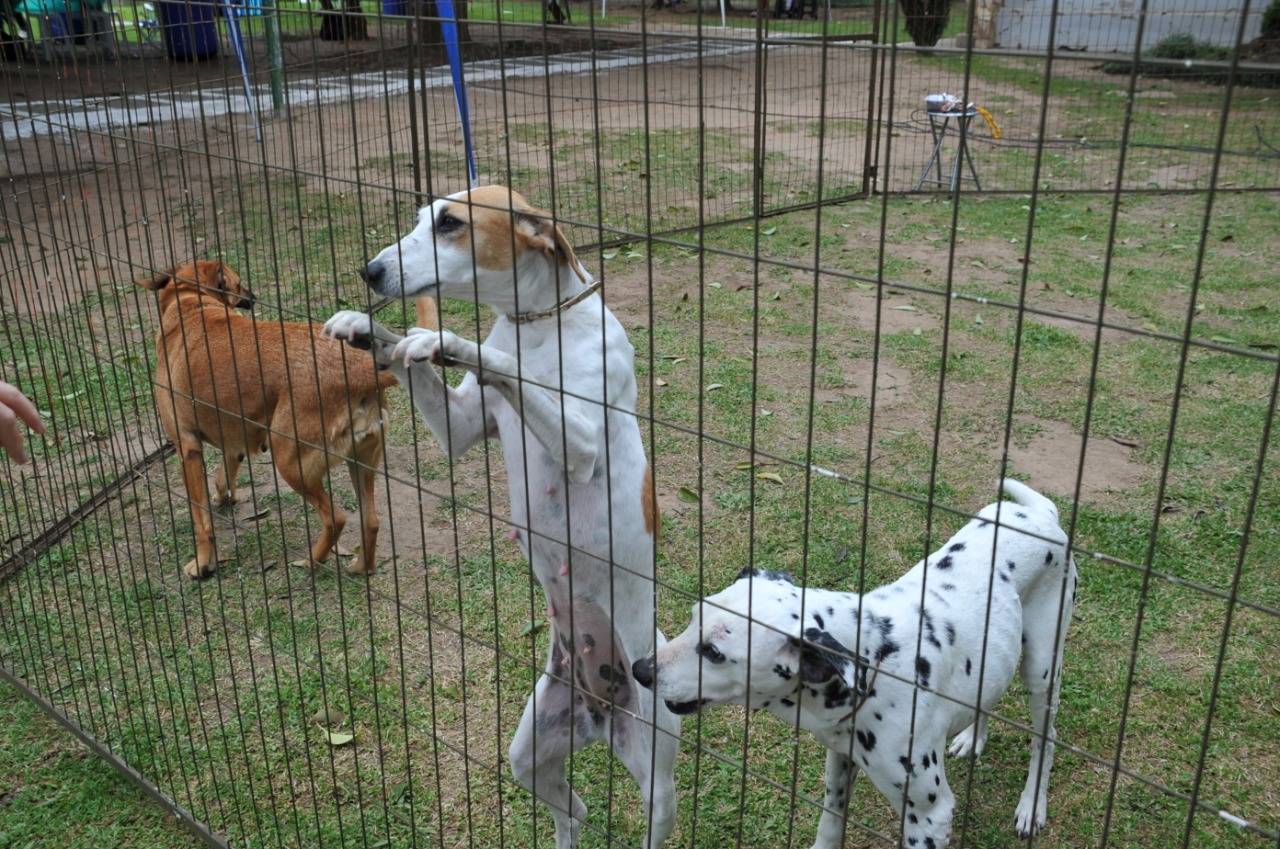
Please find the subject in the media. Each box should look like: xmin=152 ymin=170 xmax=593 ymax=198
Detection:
xmin=0 ymin=382 xmax=46 ymax=464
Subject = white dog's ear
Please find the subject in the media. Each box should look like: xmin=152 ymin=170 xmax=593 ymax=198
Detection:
xmin=518 ymin=212 xmax=587 ymax=285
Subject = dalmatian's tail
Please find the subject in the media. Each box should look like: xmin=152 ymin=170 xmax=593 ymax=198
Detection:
xmin=1000 ymin=478 xmax=1058 ymax=518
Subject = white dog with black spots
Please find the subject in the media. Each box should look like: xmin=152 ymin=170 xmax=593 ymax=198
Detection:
xmin=632 ymin=479 xmax=1078 ymax=849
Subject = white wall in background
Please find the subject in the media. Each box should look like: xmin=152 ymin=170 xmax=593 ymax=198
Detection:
xmin=987 ymin=0 xmax=1266 ymax=52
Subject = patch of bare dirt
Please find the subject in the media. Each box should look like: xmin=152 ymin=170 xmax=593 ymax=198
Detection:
xmin=1004 ymin=415 xmax=1145 ymax=505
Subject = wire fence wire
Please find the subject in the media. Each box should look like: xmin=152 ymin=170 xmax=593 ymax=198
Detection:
xmin=1 ymin=0 xmax=1278 ymax=847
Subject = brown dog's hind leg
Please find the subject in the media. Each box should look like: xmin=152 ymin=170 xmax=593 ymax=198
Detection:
xmin=345 ymin=432 xmax=383 ymax=575
xmin=177 ymin=434 xmax=218 ymax=579
xmin=273 ymin=435 xmax=344 ymax=569
xmin=212 ymin=451 xmax=243 ymax=506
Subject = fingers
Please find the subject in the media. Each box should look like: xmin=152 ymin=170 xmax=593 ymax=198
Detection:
xmin=0 ymin=383 xmax=44 ymax=433
xmin=0 ymin=382 xmax=45 ymax=465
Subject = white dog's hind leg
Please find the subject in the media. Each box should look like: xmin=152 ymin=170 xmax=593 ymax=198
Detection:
xmin=1013 ymin=590 xmax=1074 ymax=834
xmin=1013 ymin=554 xmax=1076 ymax=838
xmin=509 ymin=646 xmax=600 ymax=849
xmin=810 ymin=748 xmax=857 ymax=849
xmin=1013 ymin=686 xmax=1057 ymax=838
xmin=947 ymin=715 xmax=989 ymax=759
xmin=613 ymin=691 xmax=680 ymax=849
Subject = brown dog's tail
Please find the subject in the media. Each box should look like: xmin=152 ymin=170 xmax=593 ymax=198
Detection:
xmin=415 ymin=296 xmax=440 ymax=332
xmin=346 ymin=393 xmax=390 ymax=449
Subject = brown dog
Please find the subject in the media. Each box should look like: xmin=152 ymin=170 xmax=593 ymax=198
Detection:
xmin=139 ymin=260 xmax=434 ymax=580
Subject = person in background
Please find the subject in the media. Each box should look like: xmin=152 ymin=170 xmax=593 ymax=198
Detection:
xmin=0 ymin=0 xmax=27 ymax=59
xmin=0 ymin=382 xmax=45 ymax=464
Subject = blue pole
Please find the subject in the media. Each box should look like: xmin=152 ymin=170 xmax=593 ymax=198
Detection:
xmin=434 ymin=0 xmax=477 ymax=186
xmin=220 ymin=0 xmax=262 ymax=141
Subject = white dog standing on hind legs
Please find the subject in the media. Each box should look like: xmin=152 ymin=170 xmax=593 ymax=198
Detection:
xmin=323 ymin=186 xmax=679 ymax=849
xmin=632 ymin=478 xmax=1078 ymax=849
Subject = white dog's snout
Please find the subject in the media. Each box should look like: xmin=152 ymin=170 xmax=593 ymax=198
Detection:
xmin=360 ymin=259 xmax=396 ymax=296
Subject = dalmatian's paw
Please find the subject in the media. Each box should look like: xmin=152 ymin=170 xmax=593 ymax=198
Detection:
xmin=947 ymin=722 xmax=987 ymax=759
xmin=1014 ymin=789 xmax=1048 ymax=838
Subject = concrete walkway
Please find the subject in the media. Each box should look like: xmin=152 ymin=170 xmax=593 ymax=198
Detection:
xmin=1 ymin=36 xmax=756 ymax=141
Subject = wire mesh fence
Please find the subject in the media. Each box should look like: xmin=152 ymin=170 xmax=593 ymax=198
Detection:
xmin=1 ymin=0 xmax=1277 ymax=848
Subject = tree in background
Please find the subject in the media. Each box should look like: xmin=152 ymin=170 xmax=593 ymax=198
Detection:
xmin=318 ymin=0 xmax=369 ymax=40
xmin=1264 ymin=0 xmax=1280 ymax=35
xmin=899 ymin=0 xmax=951 ymax=47
xmin=415 ymin=0 xmax=469 ymax=64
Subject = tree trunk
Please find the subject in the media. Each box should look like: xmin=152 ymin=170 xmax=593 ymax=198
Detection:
xmin=416 ymin=0 xmax=469 ymax=65
xmin=899 ymin=0 xmax=950 ymax=47
xmin=318 ymin=0 xmax=369 ymax=41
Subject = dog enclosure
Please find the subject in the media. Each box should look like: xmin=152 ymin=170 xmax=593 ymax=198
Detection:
xmin=1 ymin=0 xmax=1278 ymax=847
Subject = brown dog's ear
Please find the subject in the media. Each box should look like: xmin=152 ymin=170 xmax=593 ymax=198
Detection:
xmin=519 ymin=211 xmax=588 ymax=285
xmin=207 ymin=262 xmax=254 ymax=310
xmin=137 ymin=267 xmax=175 ymax=291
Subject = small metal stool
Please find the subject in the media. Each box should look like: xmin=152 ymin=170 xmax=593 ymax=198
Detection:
xmin=916 ymin=108 xmax=982 ymax=196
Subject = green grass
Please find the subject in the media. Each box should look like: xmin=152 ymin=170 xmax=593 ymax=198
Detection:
xmin=721 ymin=11 xmax=875 ymax=38
xmin=0 ymin=679 xmax=204 ymax=848
xmin=9 ymin=163 xmax=1279 ymax=848
xmin=5 ymin=185 xmax=1278 ymax=847
xmin=907 ymin=51 xmax=1278 ymax=191
xmin=629 ymin=189 xmax=1279 ymax=848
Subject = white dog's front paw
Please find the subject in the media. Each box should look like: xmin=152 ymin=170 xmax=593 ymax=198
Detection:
xmin=323 ymin=310 xmax=399 ymax=366
xmin=391 ymin=326 xmax=443 ymax=367
xmin=392 ymin=329 xmax=488 ymax=373
xmin=1014 ymin=790 xmax=1048 ymax=838
xmin=435 ymin=331 xmax=484 ymax=372
xmin=323 ymin=309 xmax=375 ymax=344
xmin=947 ymin=722 xmax=986 ymax=759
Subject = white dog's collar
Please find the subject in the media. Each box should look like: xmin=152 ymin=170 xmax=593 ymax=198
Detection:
xmin=506 ymin=279 xmax=602 ymax=325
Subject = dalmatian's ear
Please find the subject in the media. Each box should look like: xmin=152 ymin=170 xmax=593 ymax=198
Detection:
xmin=793 ymin=627 xmax=858 ymax=687
xmin=736 ymin=566 xmax=796 ymax=584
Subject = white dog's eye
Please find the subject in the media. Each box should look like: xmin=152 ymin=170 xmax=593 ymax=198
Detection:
xmin=697 ymin=642 xmax=726 ymax=664
xmin=436 ymin=211 xmax=464 ymax=235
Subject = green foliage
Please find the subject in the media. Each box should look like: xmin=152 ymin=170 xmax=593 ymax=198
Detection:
xmin=1150 ymin=32 xmax=1225 ymax=61
xmin=1261 ymin=0 xmax=1280 ymax=38
xmin=1103 ymin=31 xmax=1280 ymax=86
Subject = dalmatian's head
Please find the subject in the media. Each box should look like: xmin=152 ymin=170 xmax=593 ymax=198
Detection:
xmin=632 ymin=568 xmax=860 ymax=716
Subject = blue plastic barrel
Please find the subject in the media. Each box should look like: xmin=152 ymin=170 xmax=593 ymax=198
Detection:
xmin=156 ymin=0 xmax=219 ymax=61
xmin=51 ymin=12 xmax=89 ymax=43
